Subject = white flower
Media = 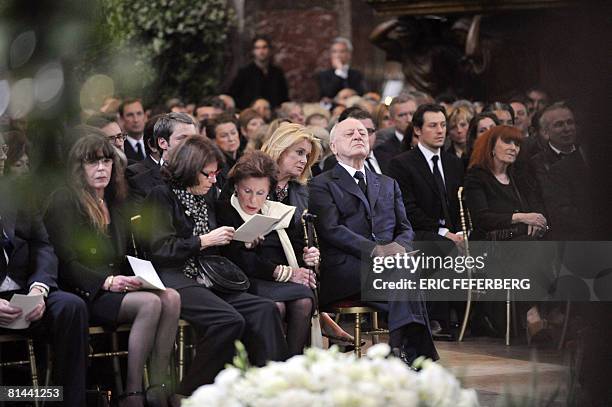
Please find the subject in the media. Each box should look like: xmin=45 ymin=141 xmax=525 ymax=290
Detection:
xmin=366 ymin=343 xmax=391 ymax=359
xmin=182 ymin=385 xmax=243 ymax=407
xmin=386 ymin=389 xmax=419 ymax=407
xmin=214 ymin=366 xmax=241 ymax=388
xmin=418 ymin=360 xmax=463 ymax=407
xmin=457 ymin=389 xmax=480 ymax=407
xmin=184 ymin=344 xmax=478 ymax=407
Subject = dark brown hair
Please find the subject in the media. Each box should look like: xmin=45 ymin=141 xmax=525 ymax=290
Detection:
xmin=238 ymin=108 xmax=263 ymax=131
xmin=205 ymin=113 xmax=239 ymax=140
xmin=163 ymin=136 xmax=225 ymax=188
xmin=228 ymin=150 xmax=278 ymax=192
xmin=67 ymin=128 xmax=127 ymax=232
xmin=468 ymin=125 xmax=524 ymax=172
xmin=118 ymin=98 xmax=143 ymax=117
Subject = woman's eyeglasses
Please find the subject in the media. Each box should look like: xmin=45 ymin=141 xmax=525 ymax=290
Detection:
xmin=200 ymin=169 xmax=221 ymax=180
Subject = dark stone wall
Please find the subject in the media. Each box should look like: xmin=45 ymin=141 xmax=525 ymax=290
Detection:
xmin=223 ymin=1 xmax=610 ymax=107
xmin=223 ymin=0 xmax=386 ymax=102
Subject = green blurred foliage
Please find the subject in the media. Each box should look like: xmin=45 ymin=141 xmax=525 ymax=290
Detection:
xmin=96 ymin=0 xmax=235 ymax=104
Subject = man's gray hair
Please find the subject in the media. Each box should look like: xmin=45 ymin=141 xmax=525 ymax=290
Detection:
xmin=539 ymin=101 xmax=572 ymax=130
xmin=389 ymin=95 xmax=418 ymax=118
xmin=332 ymin=37 xmax=353 ymax=53
xmin=329 ymin=123 xmax=340 ymax=143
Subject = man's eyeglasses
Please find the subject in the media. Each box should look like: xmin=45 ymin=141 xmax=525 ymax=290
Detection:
xmin=83 ymin=157 xmax=113 ymax=166
xmin=107 ymin=133 xmax=128 ymax=143
xmin=200 ymin=169 xmax=221 ymax=180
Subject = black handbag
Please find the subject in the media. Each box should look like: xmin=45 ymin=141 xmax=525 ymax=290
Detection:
xmin=196 ymin=255 xmax=250 ymax=293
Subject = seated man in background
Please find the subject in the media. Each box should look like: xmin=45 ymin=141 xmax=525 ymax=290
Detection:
xmin=309 ymin=118 xmax=437 ymax=366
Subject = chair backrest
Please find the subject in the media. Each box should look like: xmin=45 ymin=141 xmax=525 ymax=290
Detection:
xmin=129 ymin=214 xmax=149 ymax=260
xmin=457 ymin=186 xmax=473 ymax=253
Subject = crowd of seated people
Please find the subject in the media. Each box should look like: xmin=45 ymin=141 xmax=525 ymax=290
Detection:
xmin=0 ymin=29 xmax=595 ymax=406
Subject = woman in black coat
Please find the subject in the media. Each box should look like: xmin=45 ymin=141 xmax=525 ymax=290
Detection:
xmin=465 ymin=125 xmax=547 ymax=241
xmin=216 ymin=151 xmax=317 ymax=356
xmin=142 ymin=136 xmax=287 ymax=398
xmin=464 ymin=126 xmax=548 ymax=339
xmin=44 ymin=130 xmax=180 ymax=407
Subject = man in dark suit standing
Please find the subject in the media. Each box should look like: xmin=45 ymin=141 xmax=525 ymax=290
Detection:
xmin=310 ymin=118 xmax=437 ymax=365
xmin=316 ymin=37 xmax=365 ymax=101
xmin=0 ymin=174 xmax=88 ymax=406
xmin=228 ymin=35 xmax=289 ymax=110
xmin=387 ymin=104 xmax=464 ymax=246
xmin=119 ymin=98 xmax=148 ymax=162
xmin=374 ymin=95 xmax=418 ymax=174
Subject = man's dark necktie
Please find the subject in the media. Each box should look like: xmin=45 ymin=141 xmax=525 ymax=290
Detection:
xmin=354 ymin=171 xmax=367 ymax=196
xmin=135 ymin=142 xmax=145 ymax=160
xmin=431 ymin=155 xmax=453 ymax=230
xmin=0 ymin=218 xmax=10 ymax=284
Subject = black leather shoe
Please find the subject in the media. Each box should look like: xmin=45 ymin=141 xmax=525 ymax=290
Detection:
xmin=391 ymin=346 xmax=420 ymax=371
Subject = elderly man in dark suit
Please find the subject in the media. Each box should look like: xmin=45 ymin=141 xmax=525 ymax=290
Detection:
xmin=529 ymin=103 xmax=577 ymax=189
xmin=309 ymin=117 xmax=437 ymax=365
xmin=0 ymin=178 xmax=88 ymax=406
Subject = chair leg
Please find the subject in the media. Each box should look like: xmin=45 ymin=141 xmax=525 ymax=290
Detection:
xmin=44 ymin=344 xmax=53 ymax=386
xmin=143 ymin=364 xmax=150 ymax=388
xmin=505 ymin=291 xmax=511 ymax=346
xmin=371 ymin=312 xmax=380 ymax=345
xmin=27 ymin=339 xmax=39 ymax=407
xmin=458 ymin=291 xmax=473 ymax=342
xmin=178 ymin=325 xmax=185 ymax=382
xmin=111 ymin=332 xmax=124 ymax=395
xmin=354 ymin=313 xmax=362 ymax=358
xmin=558 ymin=301 xmax=571 ymax=351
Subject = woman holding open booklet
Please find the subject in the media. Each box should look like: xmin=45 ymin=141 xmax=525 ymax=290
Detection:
xmin=218 ymin=124 xmax=356 ymax=353
xmin=44 ymin=129 xmax=181 ymax=407
xmin=143 ymin=136 xmax=287 ymax=399
xmin=217 ymin=150 xmax=317 ymax=356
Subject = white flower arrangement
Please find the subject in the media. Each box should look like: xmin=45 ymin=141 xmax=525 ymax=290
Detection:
xmin=183 ymin=343 xmax=479 ymax=407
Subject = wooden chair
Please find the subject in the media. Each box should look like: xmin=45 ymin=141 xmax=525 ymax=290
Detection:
xmin=88 ymin=324 xmax=149 ymax=396
xmin=457 ymin=186 xmax=514 ymax=345
xmin=0 ymin=333 xmax=43 ymax=407
xmin=324 ymin=300 xmax=388 ymax=357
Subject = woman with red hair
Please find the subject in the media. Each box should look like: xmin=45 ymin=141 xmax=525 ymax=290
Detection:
xmin=465 ymin=125 xmax=547 ymax=241
xmin=464 ymin=126 xmax=550 ymax=340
